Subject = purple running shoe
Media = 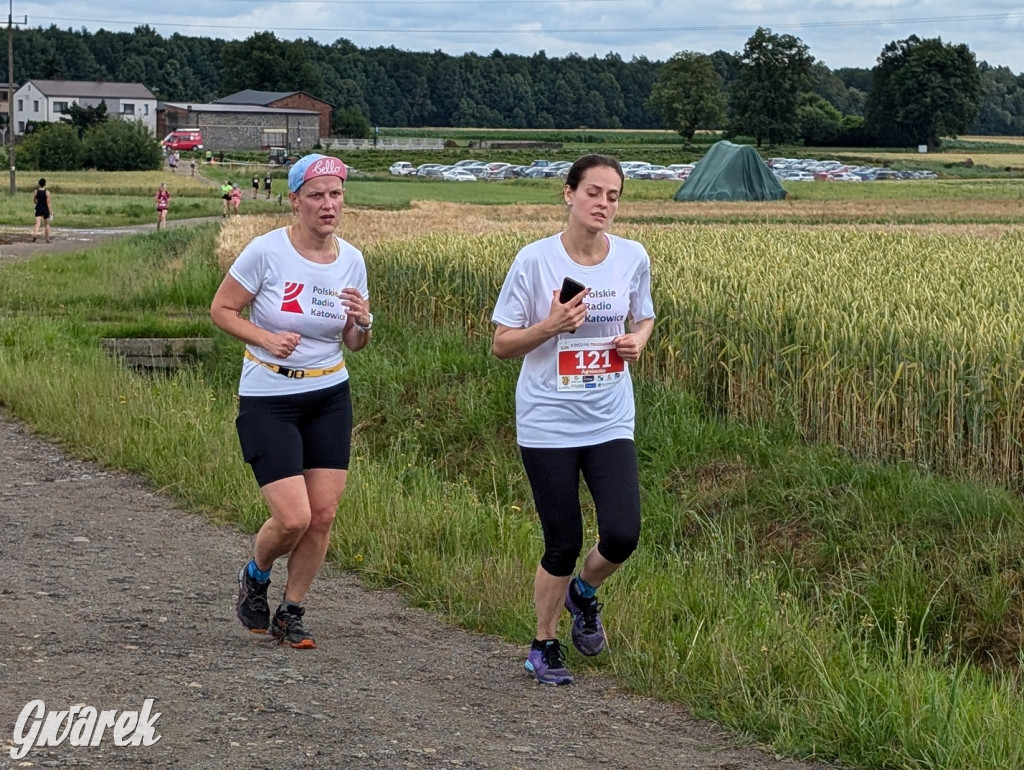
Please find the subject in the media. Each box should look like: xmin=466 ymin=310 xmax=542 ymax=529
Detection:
xmin=524 ymin=639 xmax=574 ymax=685
xmin=564 ymin=582 xmax=606 ymax=656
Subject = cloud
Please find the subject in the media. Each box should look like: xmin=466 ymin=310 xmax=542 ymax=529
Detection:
xmin=20 ymin=0 xmax=1024 ymax=73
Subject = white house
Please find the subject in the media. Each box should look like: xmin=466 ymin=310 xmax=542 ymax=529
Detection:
xmin=13 ymin=79 xmax=157 ymax=137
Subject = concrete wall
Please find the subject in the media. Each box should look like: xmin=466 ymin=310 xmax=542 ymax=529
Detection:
xmin=161 ymin=106 xmax=319 ymax=151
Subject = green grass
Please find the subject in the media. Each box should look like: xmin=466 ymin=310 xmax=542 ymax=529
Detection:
xmin=0 ymin=169 xmax=290 ymax=227
xmin=1 ymin=223 xmax=1024 ymax=770
xmin=337 ymin=175 xmax=1024 ymax=212
xmin=1 ymin=160 xmax=1019 ymax=230
xmin=343 ymin=176 xmax=564 ymax=206
xmin=0 ymin=226 xmax=221 ymax=335
xmin=778 ymin=177 xmax=1024 ymax=201
xmin=0 ymin=191 xmax=284 ymax=228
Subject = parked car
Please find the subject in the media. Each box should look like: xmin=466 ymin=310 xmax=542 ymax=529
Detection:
xmin=543 ymin=161 xmax=572 ymax=178
xmin=492 ymin=165 xmax=526 ymax=179
xmin=779 ymin=171 xmax=815 ymax=182
xmin=415 ymin=163 xmax=446 ymax=178
xmin=668 ymin=163 xmax=695 ymax=178
xmin=631 ymin=165 xmax=675 ymax=180
xmin=620 ymin=161 xmax=650 ymax=173
xmin=442 ymin=168 xmax=477 ymax=182
xmin=389 ymin=161 xmax=415 ymax=176
xmin=484 ymin=162 xmax=514 ymax=179
xmin=460 ymin=162 xmax=492 ymax=178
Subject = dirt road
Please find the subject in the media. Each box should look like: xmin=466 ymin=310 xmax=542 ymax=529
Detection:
xmin=0 ymin=229 xmax=831 ymax=769
xmin=0 ymin=217 xmax=218 ymax=265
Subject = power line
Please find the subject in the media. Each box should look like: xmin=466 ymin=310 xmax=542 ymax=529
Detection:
xmin=31 ymin=11 xmax=1024 ymax=36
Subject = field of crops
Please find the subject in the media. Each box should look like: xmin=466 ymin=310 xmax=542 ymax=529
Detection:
xmin=221 ymin=203 xmax=1024 ymax=490
xmin=5 ymin=165 xmax=1024 ymax=769
xmin=641 ymin=224 xmax=1024 ymax=488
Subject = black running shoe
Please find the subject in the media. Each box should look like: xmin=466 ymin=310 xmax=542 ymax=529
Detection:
xmin=236 ymin=565 xmax=270 ymax=633
xmin=270 ymin=603 xmax=317 ymax=649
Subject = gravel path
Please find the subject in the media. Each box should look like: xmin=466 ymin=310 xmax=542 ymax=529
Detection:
xmin=0 ymin=415 xmax=833 ymax=769
xmin=0 ymin=217 xmax=220 ymax=265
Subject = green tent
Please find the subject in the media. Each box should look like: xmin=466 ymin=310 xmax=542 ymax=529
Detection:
xmin=673 ymin=140 xmax=787 ymax=201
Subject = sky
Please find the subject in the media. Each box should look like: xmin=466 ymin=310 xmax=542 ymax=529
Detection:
xmin=15 ymin=0 xmax=1024 ymax=74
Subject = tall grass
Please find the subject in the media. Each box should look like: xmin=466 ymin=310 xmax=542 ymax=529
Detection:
xmin=2 ymin=218 xmax=1024 ymax=769
xmin=368 ymin=225 xmax=1024 ymax=491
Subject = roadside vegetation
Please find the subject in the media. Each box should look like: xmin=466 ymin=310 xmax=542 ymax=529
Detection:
xmin=0 ymin=170 xmax=288 ymax=228
xmin=0 ymin=164 xmax=1023 ymax=770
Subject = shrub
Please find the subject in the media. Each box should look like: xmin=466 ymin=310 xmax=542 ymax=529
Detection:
xmin=83 ymin=119 xmax=163 ymax=171
xmin=32 ymin=122 xmax=83 ymax=170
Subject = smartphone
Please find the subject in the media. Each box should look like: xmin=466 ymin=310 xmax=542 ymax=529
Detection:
xmin=559 ymin=277 xmax=586 ymax=334
xmin=559 ymin=276 xmax=586 ymax=304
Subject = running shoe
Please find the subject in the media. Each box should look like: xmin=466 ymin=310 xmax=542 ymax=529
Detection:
xmin=236 ymin=565 xmax=270 ymax=633
xmin=524 ymin=639 xmax=574 ymax=685
xmin=270 ymin=603 xmax=317 ymax=649
xmin=564 ymin=582 xmax=606 ymax=656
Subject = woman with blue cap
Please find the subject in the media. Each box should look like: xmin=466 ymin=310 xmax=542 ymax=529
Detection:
xmin=211 ymin=153 xmax=373 ymax=649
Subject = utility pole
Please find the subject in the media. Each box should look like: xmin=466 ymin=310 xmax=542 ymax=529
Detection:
xmin=7 ymin=0 xmax=13 ymax=195
xmin=7 ymin=0 xmax=24 ymax=195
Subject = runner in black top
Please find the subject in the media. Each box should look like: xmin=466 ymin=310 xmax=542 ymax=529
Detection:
xmin=32 ymin=178 xmax=52 ymax=243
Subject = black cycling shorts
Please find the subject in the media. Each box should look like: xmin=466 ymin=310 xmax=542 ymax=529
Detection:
xmin=235 ymin=380 xmax=352 ymax=488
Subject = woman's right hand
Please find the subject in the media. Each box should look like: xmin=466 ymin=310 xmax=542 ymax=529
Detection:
xmin=263 ymin=331 xmax=302 ymax=359
xmin=546 ymin=288 xmax=587 ymax=334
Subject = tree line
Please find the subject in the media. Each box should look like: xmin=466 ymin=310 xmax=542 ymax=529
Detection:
xmin=10 ymin=24 xmax=1024 ymax=145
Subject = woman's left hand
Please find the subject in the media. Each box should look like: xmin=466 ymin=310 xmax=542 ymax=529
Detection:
xmin=612 ymin=333 xmax=644 ymax=363
xmin=612 ymin=318 xmax=654 ymax=363
xmin=341 ymin=287 xmax=371 ymax=329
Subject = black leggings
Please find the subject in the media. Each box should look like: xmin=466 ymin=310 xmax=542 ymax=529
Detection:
xmin=519 ymin=439 xmax=641 ymax=576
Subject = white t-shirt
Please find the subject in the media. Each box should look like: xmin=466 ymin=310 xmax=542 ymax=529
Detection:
xmin=228 ymin=227 xmax=369 ymax=396
xmin=491 ymin=232 xmax=655 ymax=448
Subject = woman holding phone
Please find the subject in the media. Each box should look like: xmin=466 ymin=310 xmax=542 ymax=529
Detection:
xmin=491 ymin=154 xmax=655 ymax=685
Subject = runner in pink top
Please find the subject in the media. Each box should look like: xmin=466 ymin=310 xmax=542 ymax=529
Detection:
xmin=154 ymin=183 xmax=170 ymax=230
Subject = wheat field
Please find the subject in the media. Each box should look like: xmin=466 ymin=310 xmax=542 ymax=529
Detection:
xmin=217 ymin=202 xmax=1024 ymax=488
